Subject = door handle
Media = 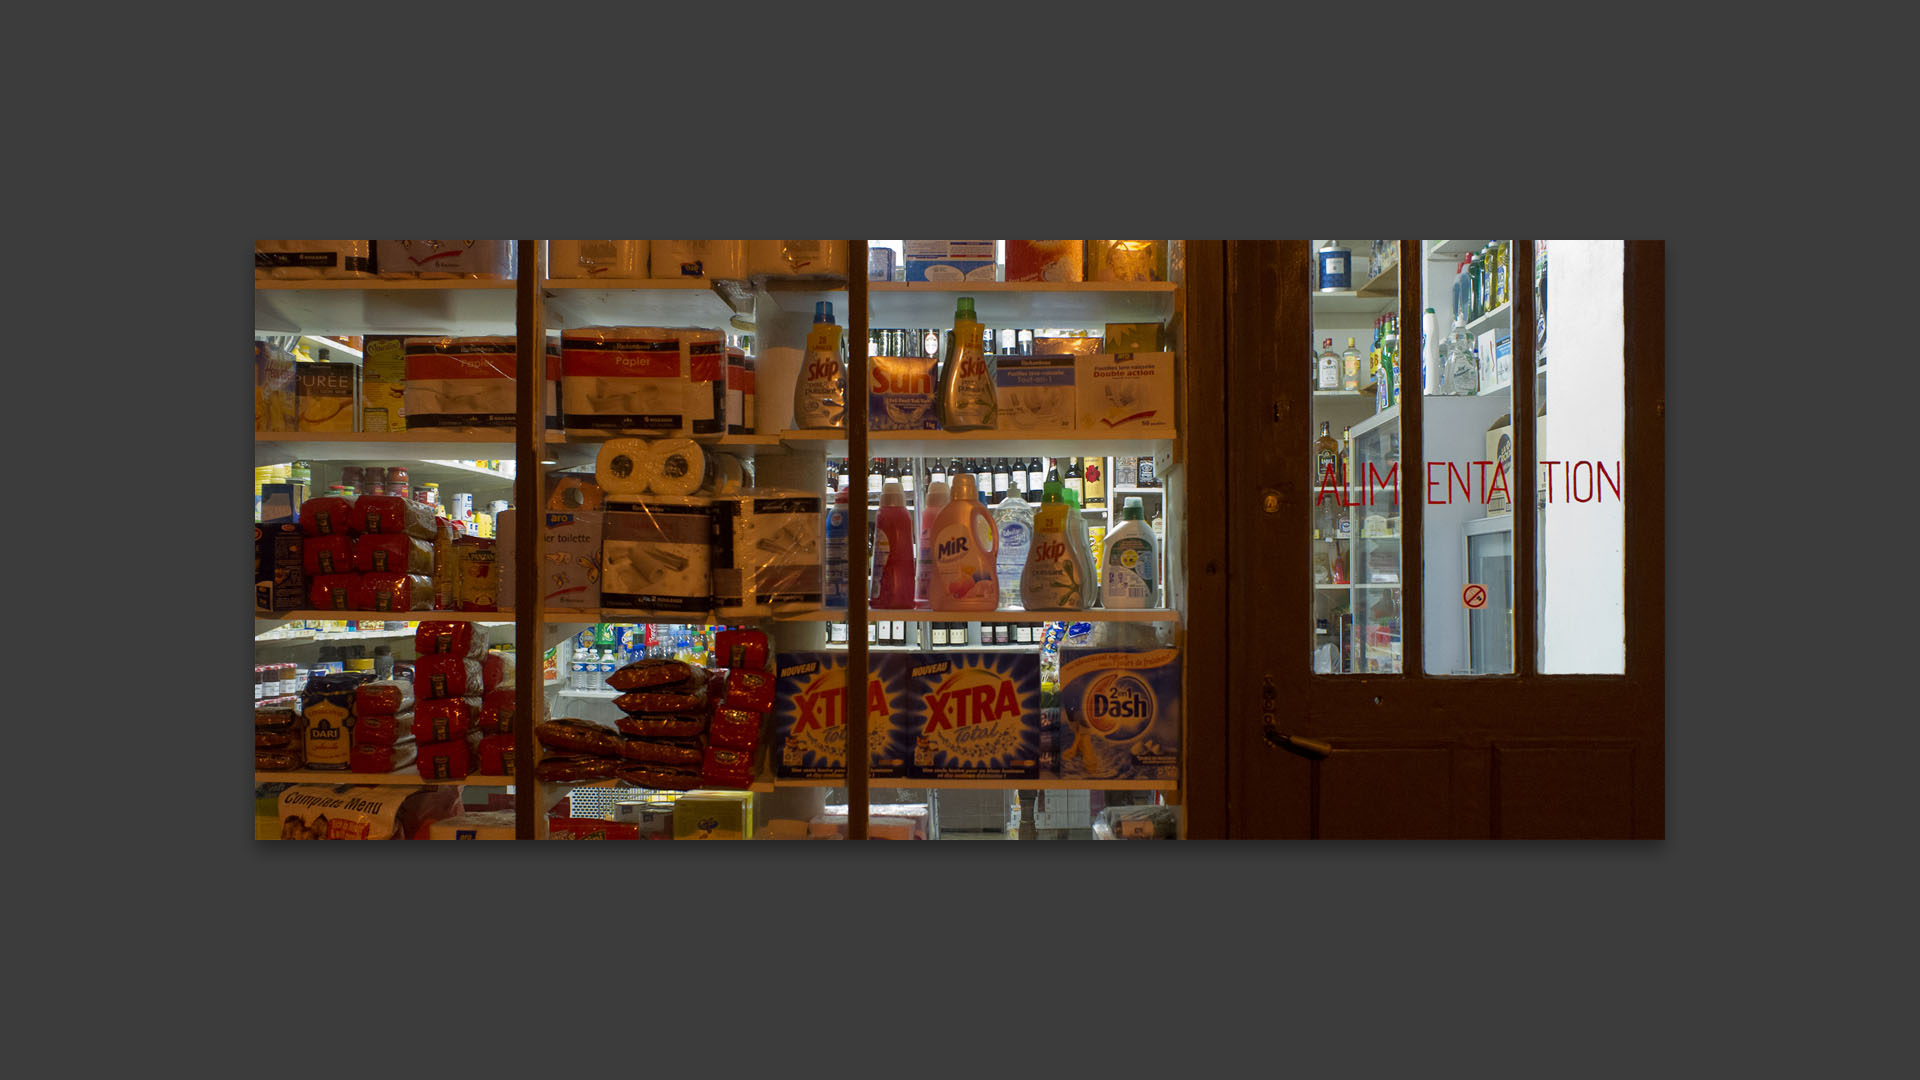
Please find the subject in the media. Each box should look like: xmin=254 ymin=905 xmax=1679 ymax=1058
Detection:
xmin=1259 ymin=673 xmax=1333 ymax=760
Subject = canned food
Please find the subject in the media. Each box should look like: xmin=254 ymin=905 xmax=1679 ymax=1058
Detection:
xmin=452 ymin=492 xmax=474 ymax=520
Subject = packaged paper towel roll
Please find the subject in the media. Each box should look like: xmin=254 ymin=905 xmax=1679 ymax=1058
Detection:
xmin=710 ymin=489 xmax=825 ymax=617
xmin=595 ymin=438 xmax=654 ymax=498
xmin=548 ymin=240 xmax=646 ymax=279
xmin=560 ymin=325 xmax=690 ymax=435
xmin=745 ymin=240 xmax=847 ymax=278
xmin=711 ymin=452 xmax=746 ymax=495
xmin=601 ymin=496 xmax=713 ymax=616
xmin=644 ymin=438 xmax=710 ymax=497
xmin=651 ymin=240 xmax=744 ymax=280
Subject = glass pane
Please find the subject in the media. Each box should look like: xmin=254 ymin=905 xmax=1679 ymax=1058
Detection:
xmin=1310 ymin=240 xmax=1402 ymax=674
xmin=1421 ymin=240 xmax=1516 ymax=674
xmin=1536 ymin=240 xmax=1625 ymax=673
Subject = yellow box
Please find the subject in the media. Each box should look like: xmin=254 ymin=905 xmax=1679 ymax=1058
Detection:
xmin=361 ymin=335 xmax=406 ymax=432
xmin=1086 ymin=240 xmax=1167 ymax=282
xmin=296 ymin=362 xmax=359 ymax=431
xmin=1102 ymin=322 xmax=1164 ymax=353
xmin=672 ymin=791 xmax=754 ymax=840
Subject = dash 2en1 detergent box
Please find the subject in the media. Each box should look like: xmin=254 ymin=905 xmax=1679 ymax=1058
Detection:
xmin=771 ymin=652 xmax=912 ymax=781
xmin=1055 ymin=646 xmax=1181 ymax=781
xmin=904 ymin=651 xmax=1042 ymax=781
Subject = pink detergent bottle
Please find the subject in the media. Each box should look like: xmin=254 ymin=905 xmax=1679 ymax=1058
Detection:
xmin=929 ymin=472 xmax=999 ymax=612
xmin=915 ymin=479 xmax=949 ymax=608
xmin=872 ymin=480 xmax=917 ymax=609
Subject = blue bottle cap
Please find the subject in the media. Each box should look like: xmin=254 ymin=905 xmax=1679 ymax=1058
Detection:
xmin=814 ymin=301 xmax=835 ymax=324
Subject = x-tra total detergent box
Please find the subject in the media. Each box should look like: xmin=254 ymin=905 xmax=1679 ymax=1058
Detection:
xmin=1055 ymin=646 xmax=1181 ymax=781
xmin=904 ymin=651 xmax=1041 ymax=781
xmin=771 ymin=653 xmax=911 ymax=781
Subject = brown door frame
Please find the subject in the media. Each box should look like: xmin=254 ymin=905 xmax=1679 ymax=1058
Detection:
xmin=1219 ymin=240 xmax=1664 ymax=838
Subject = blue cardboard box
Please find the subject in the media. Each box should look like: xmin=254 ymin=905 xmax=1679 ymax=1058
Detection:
xmin=1055 ymin=646 xmax=1181 ymax=781
xmin=771 ymin=652 xmax=911 ymax=780
xmin=903 ymin=651 xmax=1041 ymax=781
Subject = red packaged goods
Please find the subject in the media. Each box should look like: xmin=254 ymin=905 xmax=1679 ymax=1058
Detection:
xmin=350 ymin=572 xmax=432 ymax=612
xmin=301 ymin=533 xmax=354 ymax=576
xmin=355 ymin=679 xmax=415 ymax=716
xmin=476 ymin=733 xmax=515 ymax=775
xmin=611 ymin=763 xmax=700 ymax=790
xmin=298 ymin=495 xmax=358 ymax=537
xmin=707 ymin=708 xmax=763 ymax=752
xmin=536 ymin=755 xmax=620 ymax=783
xmin=256 ymin=749 xmax=303 ymax=771
xmin=255 ymin=701 xmax=300 ymax=728
xmin=614 ymin=737 xmax=705 ymax=767
xmin=309 ymin=573 xmax=359 ymax=611
xmin=700 ymin=745 xmax=755 ymax=788
xmin=548 ymin=818 xmax=640 ymax=840
xmin=352 ymin=533 xmax=434 ymax=575
xmin=416 ymin=738 xmax=472 ymax=780
xmin=723 ymin=668 xmax=776 ymax=712
xmin=352 ymin=738 xmax=418 ymax=774
xmin=605 ymin=658 xmax=693 ymax=692
xmin=354 ymin=708 xmax=415 ymax=748
xmin=476 ymin=688 xmax=516 ymax=734
xmin=411 ymin=704 xmax=471 ymax=744
xmin=256 ymin=729 xmax=301 ymax=750
xmin=611 ymin=672 xmax=708 ymax=715
xmin=355 ymin=494 xmax=438 ymax=539
xmin=712 ymin=628 xmax=770 ymax=672
xmin=481 ymin=649 xmax=515 ymax=691
xmin=535 ymin=718 xmax=623 ymax=757
xmin=614 ymin=713 xmax=706 ymax=739
xmin=414 ymin=656 xmax=482 ymax=700
xmin=416 ymin=620 xmax=489 ymax=659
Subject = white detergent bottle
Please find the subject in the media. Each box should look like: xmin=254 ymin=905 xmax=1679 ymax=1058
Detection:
xmin=1020 ymin=481 xmax=1086 ymax=612
xmin=1100 ymin=496 xmax=1159 ymax=609
xmin=915 ymin=479 xmax=949 ymax=608
xmin=929 ymin=472 xmax=999 ymax=611
xmin=1063 ymin=486 xmax=1099 ymax=608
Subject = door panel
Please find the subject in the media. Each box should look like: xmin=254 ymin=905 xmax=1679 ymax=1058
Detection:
xmin=1492 ymin=742 xmax=1635 ymax=838
xmin=1315 ymin=746 xmax=1452 ymax=839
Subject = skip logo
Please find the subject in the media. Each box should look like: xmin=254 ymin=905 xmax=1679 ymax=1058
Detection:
xmin=1086 ymin=673 xmax=1154 ymax=742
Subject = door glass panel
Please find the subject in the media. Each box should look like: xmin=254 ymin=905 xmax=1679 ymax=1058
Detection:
xmin=1536 ymin=240 xmax=1625 ymax=673
xmin=1309 ymin=240 xmax=1401 ymax=674
xmin=1421 ymin=240 xmax=1516 ymax=674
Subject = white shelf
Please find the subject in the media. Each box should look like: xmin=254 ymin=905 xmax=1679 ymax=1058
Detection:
xmin=1109 ymin=486 xmax=1165 ymax=495
xmin=781 ymin=609 xmax=1178 ymax=623
xmin=761 ymin=280 xmax=1179 ymax=327
xmin=779 ymin=429 xmax=1177 ymax=461
xmin=1425 ymin=240 xmax=1491 ymax=260
xmin=540 ymin=278 xmax=737 ymax=328
xmin=257 ymin=610 xmax=514 ymax=624
xmin=1310 ymin=290 xmax=1396 ymax=314
xmin=256 ymin=771 xmax=513 ymax=786
xmin=1464 ymin=301 xmax=1512 ymax=336
xmin=254 ymin=430 xmax=516 ymax=466
xmin=556 ymin=689 xmax=622 ymax=701
xmin=254 ymin=278 xmax=517 ymax=336
xmin=254 ymin=627 xmax=419 ymax=644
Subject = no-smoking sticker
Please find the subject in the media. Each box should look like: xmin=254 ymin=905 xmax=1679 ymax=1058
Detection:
xmin=1462 ymin=584 xmax=1488 ymax=610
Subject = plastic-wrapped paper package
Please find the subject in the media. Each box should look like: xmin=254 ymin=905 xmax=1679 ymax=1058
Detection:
xmin=744 ymin=240 xmax=846 ymax=278
xmin=547 ymin=240 xmax=646 ymax=279
xmin=650 ymin=240 xmax=743 ymax=279
xmin=353 ymin=707 xmax=416 ymax=748
xmin=1005 ymin=240 xmax=1084 ymax=283
xmin=375 ymin=240 xmax=516 ymax=279
xmin=403 ymin=336 xmax=518 ymax=429
xmin=562 ymin=327 xmax=691 ymax=435
xmin=709 ymin=491 xmax=825 ymax=617
xmin=355 ymin=679 xmax=415 ymax=717
xmin=354 ymin=496 xmax=439 ymax=540
xmin=1093 ymin=804 xmax=1180 ymax=840
xmin=352 ymin=533 xmax=434 ymax=575
xmin=1085 ymin=240 xmax=1167 ymax=282
xmin=410 ymin=702 xmax=471 ymax=744
xmin=600 ymin=497 xmax=713 ymax=617
xmin=255 ymin=240 xmax=374 ymax=280
xmin=682 ymin=329 xmax=729 ymax=436
xmin=351 ymin=737 xmax=418 ymax=774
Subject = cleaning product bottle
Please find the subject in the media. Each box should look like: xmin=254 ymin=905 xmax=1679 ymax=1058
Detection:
xmin=993 ymin=481 xmax=1035 ymax=610
xmin=935 ymin=297 xmax=997 ymax=431
xmin=824 ymin=487 xmax=850 ymax=608
xmin=1100 ymin=496 xmax=1159 ymax=608
xmin=1020 ymin=481 xmax=1085 ymax=611
xmin=915 ymin=479 xmax=949 ymax=608
xmin=872 ymin=480 xmax=916 ymax=609
xmin=929 ymin=472 xmax=998 ymax=611
xmin=1063 ymin=486 xmax=1099 ymax=608
xmin=793 ymin=301 xmax=847 ymax=429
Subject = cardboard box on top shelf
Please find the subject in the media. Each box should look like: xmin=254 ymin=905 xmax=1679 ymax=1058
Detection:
xmin=903 ymin=240 xmax=995 ymax=282
xmin=1076 ymin=353 xmax=1176 ymax=435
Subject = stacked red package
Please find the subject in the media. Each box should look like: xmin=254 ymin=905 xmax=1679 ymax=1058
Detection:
xmin=298 ymin=495 xmax=435 ymax=612
xmin=350 ymin=678 xmax=418 ymax=773
xmin=411 ymin=621 xmax=488 ymax=781
xmin=700 ymin=629 xmax=774 ymax=790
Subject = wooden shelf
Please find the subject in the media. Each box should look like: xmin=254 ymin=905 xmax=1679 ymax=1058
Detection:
xmin=1355 ymin=262 xmax=1400 ymax=298
xmin=767 ymin=777 xmax=1176 ymax=791
xmin=256 ymin=771 xmax=513 ymax=786
xmin=1425 ymin=240 xmax=1492 ymax=260
xmin=254 ymin=278 xmax=517 ymax=336
xmin=539 ymin=278 xmax=737 ymax=328
xmin=780 ymin=608 xmax=1178 ymax=624
xmin=257 ymin=610 xmax=514 ymax=624
xmin=779 ymin=429 xmax=1177 ymax=461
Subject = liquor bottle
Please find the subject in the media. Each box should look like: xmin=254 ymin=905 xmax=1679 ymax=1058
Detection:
xmin=1315 ymin=421 xmax=1340 ymax=487
xmin=900 ymin=458 xmax=916 ymax=501
xmin=1317 ymin=337 xmax=1341 ymax=390
xmin=929 ymin=457 xmax=948 ymax=489
xmin=1030 ymin=458 xmax=1044 ymax=489
xmin=1064 ymin=458 xmax=1085 ymax=504
xmin=1009 ymin=457 xmax=1029 ymax=498
xmin=1369 ymin=317 xmax=1384 ymax=385
xmin=992 ymin=457 xmax=1011 ymax=502
xmin=1083 ymin=456 xmax=1105 ymax=511
xmin=1342 ymin=337 xmax=1362 ymax=392
xmin=867 ymin=458 xmax=884 ymax=499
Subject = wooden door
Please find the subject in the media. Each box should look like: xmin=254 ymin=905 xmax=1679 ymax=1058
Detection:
xmin=1213 ymin=240 xmax=1663 ymax=839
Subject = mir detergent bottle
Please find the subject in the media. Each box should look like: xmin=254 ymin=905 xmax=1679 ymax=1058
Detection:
xmin=929 ymin=472 xmax=998 ymax=611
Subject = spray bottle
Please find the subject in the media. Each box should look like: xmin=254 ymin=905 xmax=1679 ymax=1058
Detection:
xmin=935 ymin=297 xmax=997 ymax=431
xmin=929 ymin=472 xmax=998 ymax=611
xmin=793 ymin=301 xmax=847 ymax=429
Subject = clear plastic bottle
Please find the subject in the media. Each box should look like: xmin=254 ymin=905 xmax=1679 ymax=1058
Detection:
xmin=993 ymin=482 xmax=1035 ymax=609
xmin=1441 ymin=312 xmax=1480 ymax=397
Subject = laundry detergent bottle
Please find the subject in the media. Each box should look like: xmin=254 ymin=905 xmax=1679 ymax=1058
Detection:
xmin=1020 ymin=480 xmax=1086 ymax=611
xmin=1100 ymin=496 xmax=1158 ymax=608
xmin=929 ymin=472 xmax=999 ymax=611
xmin=1063 ymin=485 xmax=1099 ymax=608
xmin=915 ymin=479 xmax=949 ymax=608
xmin=824 ymin=487 xmax=850 ymax=608
xmin=871 ymin=480 xmax=917 ymax=609
xmin=935 ymin=296 xmax=997 ymax=431
xmin=793 ymin=300 xmax=847 ymax=429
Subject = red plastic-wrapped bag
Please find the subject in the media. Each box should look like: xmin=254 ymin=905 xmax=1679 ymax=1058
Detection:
xmin=612 ymin=763 xmax=700 ymax=790
xmin=614 ymin=737 xmax=705 ymax=766
xmin=309 ymin=573 xmax=359 ymax=611
xmin=476 ymin=688 xmax=516 ymax=734
xmin=482 ymin=649 xmax=515 ymax=691
xmin=354 ymin=708 xmax=415 ymax=748
xmin=614 ymin=713 xmax=706 ymax=739
xmin=611 ymin=669 xmax=708 ymax=715
xmin=301 ymin=533 xmax=354 ymax=576
xmin=352 ymin=738 xmax=418 ymax=774
xmin=535 ymin=718 xmax=622 ymax=757
xmin=354 ymin=494 xmax=438 ymax=539
xmin=414 ymin=656 xmax=482 ymax=700
xmin=355 ymin=679 xmax=415 ymax=716
xmin=707 ymin=708 xmax=763 ymax=752
xmin=536 ymin=755 xmax=620 ymax=783
xmin=411 ymin=703 xmax=472 ymax=744
xmin=256 ymin=728 xmax=301 ymax=750
xmin=298 ymin=496 xmax=358 ymax=537
xmin=416 ymin=620 xmax=489 ymax=659
xmin=415 ymin=739 xmax=472 ymax=781
xmin=350 ymin=572 xmax=432 ymax=612
xmin=548 ymin=819 xmax=640 ymax=840
xmin=256 ymin=749 xmax=304 ymax=771
xmin=605 ymin=658 xmax=693 ymax=692
xmin=712 ymin=628 xmax=770 ymax=672
xmin=723 ymin=668 xmax=776 ymax=712
xmin=699 ymin=745 xmax=755 ymax=789
xmin=476 ymin=733 xmax=515 ymax=775
xmin=353 ymin=533 xmax=434 ymax=575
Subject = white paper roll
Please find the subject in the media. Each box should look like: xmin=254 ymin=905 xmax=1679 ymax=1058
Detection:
xmin=595 ymin=438 xmax=654 ymax=497
xmin=548 ymin=240 xmax=646 ymax=279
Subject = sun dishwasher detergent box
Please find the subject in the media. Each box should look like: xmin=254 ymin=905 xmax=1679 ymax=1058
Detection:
xmin=1055 ymin=646 xmax=1181 ymax=782
xmin=904 ymin=240 xmax=996 ymax=282
xmin=772 ymin=652 xmax=912 ymax=781
xmin=868 ymin=354 xmax=940 ymax=431
xmin=1075 ymin=352 xmax=1176 ymax=435
xmin=904 ymin=651 xmax=1042 ymax=782
xmin=993 ymin=354 xmax=1077 ymax=433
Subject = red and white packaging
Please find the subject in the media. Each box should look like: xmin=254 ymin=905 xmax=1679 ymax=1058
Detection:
xmin=416 ymin=621 xmax=490 ymax=660
xmin=350 ymin=572 xmax=432 ymax=612
xmin=547 ymin=818 xmax=639 ymax=840
xmin=352 ymin=737 xmax=418 ymax=774
xmin=309 ymin=573 xmax=359 ymax=611
xmin=481 ymin=650 xmax=516 ymax=692
xmin=415 ymin=738 xmax=473 ymax=781
xmin=476 ymin=688 xmax=516 ymax=734
xmin=355 ymin=679 xmax=415 ymax=716
xmin=298 ymin=496 xmax=359 ymax=537
xmin=354 ymin=708 xmax=416 ymax=748
xmin=476 ymin=733 xmax=515 ymax=775
xmin=354 ymin=494 xmax=438 ymax=539
xmin=414 ymin=656 xmax=482 ymax=700
xmin=712 ymin=628 xmax=770 ymax=672
xmin=301 ymin=533 xmax=354 ymax=576
xmin=352 ymin=533 xmax=434 ymax=575
xmin=402 ymin=336 xmax=518 ymax=429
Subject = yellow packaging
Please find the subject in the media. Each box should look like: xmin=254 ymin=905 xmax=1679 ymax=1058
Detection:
xmin=255 ymin=341 xmax=296 ymax=431
xmin=360 ymin=335 xmax=407 ymax=432
xmin=1032 ymin=335 xmax=1105 ymax=357
xmin=296 ymin=362 xmax=359 ymax=431
xmin=1086 ymin=240 xmax=1167 ymax=282
xmin=1102 ymin=323 xmax=1164 ymax=353
xmin=672 ymin=791 xmax=754 ymax=840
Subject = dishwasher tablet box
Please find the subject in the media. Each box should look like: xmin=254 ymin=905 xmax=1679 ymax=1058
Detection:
xmin=296 ymin=362 xmax=360 ymax=432
xmin=1076 ymin=352 xmax=1176 ymax=435
xmin=771 ymin=652 xmax=911 ymax=781
xmin=993 ymin=355 xmax=1077 ymax=433
xmin=1055 ymin=646 xmax=1181 ymax=781
xmin=867 ymin=354 xmax=940 ymax=431
xmin=497 ymin=509 xmax=604 ymax=610
xmin=904 ymin=240 xmax=996 ymax=282
xmin=904 ymin=652 xmax=1042 ymax=782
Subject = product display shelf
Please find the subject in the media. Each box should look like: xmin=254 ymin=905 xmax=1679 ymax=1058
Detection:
xmin=772 ymin=778 xmax=1178 ymax=791
xmin=255 ymin=771 xmax=514 ymax=786
xmin=539 ymin=277 xmax=738 ymax=328
xmin=758 ymin=279 xmax=1180 ymax=327
xmin=254 ymin=627 xmax=421 ymax=644
xmin=1310 ymin=289 xmax=1397 ymax=314
xmin=254 ymin=278 xmax=518 ymax=336
xmin=1356 ymin=261 xmax=1400 ymax=297
xmin=779 ymin=429 xmax=1178 ymax=466
xmin=1464 ymin=301 xmax=1512 ymax=336
xmin=779 ymin=608 xmax=1178 ymax=623
xmin=256 ymin=610 xmax=515 ymax=624
xmin=1425 ymin=240 xmax=1491 ymax=260
xmin=541 ymin=429 xmax=786 ymax=469
xmin=254 ymin=431 xmax=516 ymax=467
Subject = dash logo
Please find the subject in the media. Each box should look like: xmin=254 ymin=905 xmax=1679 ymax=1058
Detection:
xmin=1085 ymin=673 xmax=1154 ymax=742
